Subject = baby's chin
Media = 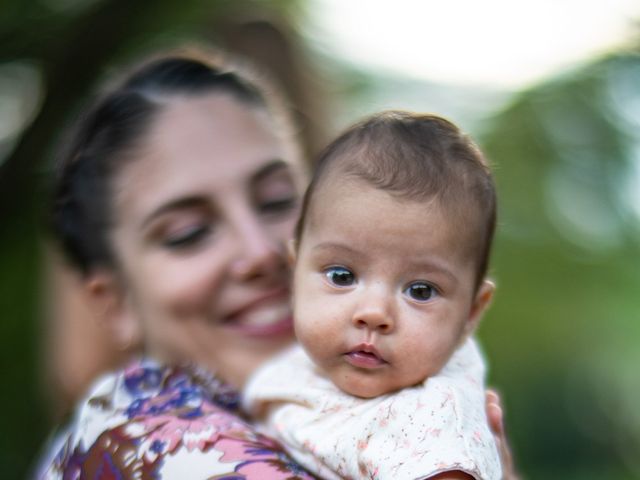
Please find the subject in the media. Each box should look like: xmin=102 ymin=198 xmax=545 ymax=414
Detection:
xmin=333 ymin=376 xmax=408 ymax=399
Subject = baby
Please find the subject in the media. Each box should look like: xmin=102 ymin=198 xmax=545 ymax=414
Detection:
xmin=244 ymin=111 xmax=502 ymax=479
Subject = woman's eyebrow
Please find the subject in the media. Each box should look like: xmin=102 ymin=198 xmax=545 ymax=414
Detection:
xmin=140 ymin=196 xmax=206 ymax=229
xmin=250 ymin=159 xmax=290 ymax=185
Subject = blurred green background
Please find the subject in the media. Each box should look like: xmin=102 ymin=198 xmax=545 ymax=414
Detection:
xmin=1 ymin=1 xmax=639 ymax=478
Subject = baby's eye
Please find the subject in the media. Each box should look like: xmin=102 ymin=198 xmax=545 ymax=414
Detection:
xmin=404 ymin=282 xmax=437 ymax=302
xmin=324 ymin=266 xmax=356 ymax=287
xmin=162 ymin=224 xmax=211 ymax=249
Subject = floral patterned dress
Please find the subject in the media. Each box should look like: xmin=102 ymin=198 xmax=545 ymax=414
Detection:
xmin=37 ymin=358 xmax=317 ymax=479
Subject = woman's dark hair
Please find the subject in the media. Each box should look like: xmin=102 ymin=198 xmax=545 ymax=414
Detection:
xmin=51 ymin=47 xmax=284 ymax=275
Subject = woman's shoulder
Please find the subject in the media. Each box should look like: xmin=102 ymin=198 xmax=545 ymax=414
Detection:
xmin=38 ymin=358 xmax=317 ymax=479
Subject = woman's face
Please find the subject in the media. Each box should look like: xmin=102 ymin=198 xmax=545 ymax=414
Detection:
xmin=107 ymin=93 xmax=305 ymax=388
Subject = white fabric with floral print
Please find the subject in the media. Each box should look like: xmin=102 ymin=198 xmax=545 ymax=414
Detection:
xmin=244 ymin=337 xmax=501 ymax=480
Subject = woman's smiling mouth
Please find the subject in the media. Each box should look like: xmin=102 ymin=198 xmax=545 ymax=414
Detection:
xmin=223 ymin=291 xmax=294 ymax=337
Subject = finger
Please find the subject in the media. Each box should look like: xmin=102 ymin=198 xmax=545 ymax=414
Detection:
xmin=485 ymin=390 xmax=504 ymax=436
xmin=485 ymin=390 xmax=520 ymax=479
xmin=486 ymin=388 xmax=500 ymax=405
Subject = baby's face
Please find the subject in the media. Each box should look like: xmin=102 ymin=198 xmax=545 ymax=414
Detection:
xmin=292 ymin=179 xmax=493 ymax=398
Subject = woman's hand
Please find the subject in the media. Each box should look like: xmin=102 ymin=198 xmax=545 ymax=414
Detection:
xmin=486 ymin=389 xmax=521 ymax=480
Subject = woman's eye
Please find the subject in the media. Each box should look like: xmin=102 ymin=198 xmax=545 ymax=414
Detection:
xmin=259 ymin=197 xmax=297 ymax=215
xmin=162 ymin=225 xmax=210 ymax=249
xmin=404 ymin=282 xmax=437 ymax=302
xmin=324 ymin=266 xmax=356 ymax=287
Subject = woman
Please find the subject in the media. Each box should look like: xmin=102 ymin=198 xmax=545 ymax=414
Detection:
xmin=38 ymin=47 xmax=517 ymax=479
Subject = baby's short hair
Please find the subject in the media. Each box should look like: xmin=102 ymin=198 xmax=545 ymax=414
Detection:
xmin=295 ymin=110 xmax=497 ymax=289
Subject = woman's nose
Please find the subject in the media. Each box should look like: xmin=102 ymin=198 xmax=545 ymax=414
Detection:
xmin=352 ymin=291 xmax=394 ymax=334
xmin=230 ymin=216 xmax=285 ymax=281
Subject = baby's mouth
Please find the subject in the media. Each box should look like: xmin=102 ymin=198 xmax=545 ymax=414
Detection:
xmin=344 ymin=344 xmax=388 ymax=369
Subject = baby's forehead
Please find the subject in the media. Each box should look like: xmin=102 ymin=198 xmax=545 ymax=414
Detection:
xmin=315 ymin=171 xmax=475 ymax=215
xmin=326 ymin=177 xmax=436 ymax=211
xmin=312 ymin=176 xmax=480 ymax=242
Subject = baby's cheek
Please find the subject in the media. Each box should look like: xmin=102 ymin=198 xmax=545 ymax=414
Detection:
xmin=295 ymin=313 xmax=340 ymax=358
xmin=294 ymin=288 xmax=338 ymax=327
xmin=296 ymin=315 xmax=332 ymax=344
xmin=409 ymin=337 xmax=457 ymax=378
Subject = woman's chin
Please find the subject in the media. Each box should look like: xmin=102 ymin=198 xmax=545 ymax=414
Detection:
xmin=229 ymin=315 xmax=293 ymax=338
xmin=215 ymin=333 xmax=295 ymax=389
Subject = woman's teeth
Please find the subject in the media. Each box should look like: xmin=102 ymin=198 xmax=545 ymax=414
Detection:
xmin=236 ymin=302 xmax=290 ymax=327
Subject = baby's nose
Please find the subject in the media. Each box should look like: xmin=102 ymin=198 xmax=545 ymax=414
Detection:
xmin=352 ymin=295 xmax=394 ymax=333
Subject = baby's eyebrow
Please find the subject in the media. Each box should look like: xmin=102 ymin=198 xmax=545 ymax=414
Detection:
xmin=407 ymin=259 xmax=458 ymax=285
xmin=310 ymin=242 xmax=363 ymax=258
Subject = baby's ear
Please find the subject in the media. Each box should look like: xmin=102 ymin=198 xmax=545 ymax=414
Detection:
xmin=464 ymin=279 xmax=495 ymax=336
xmin=287 ymin=238 xmax=297 ymax=267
